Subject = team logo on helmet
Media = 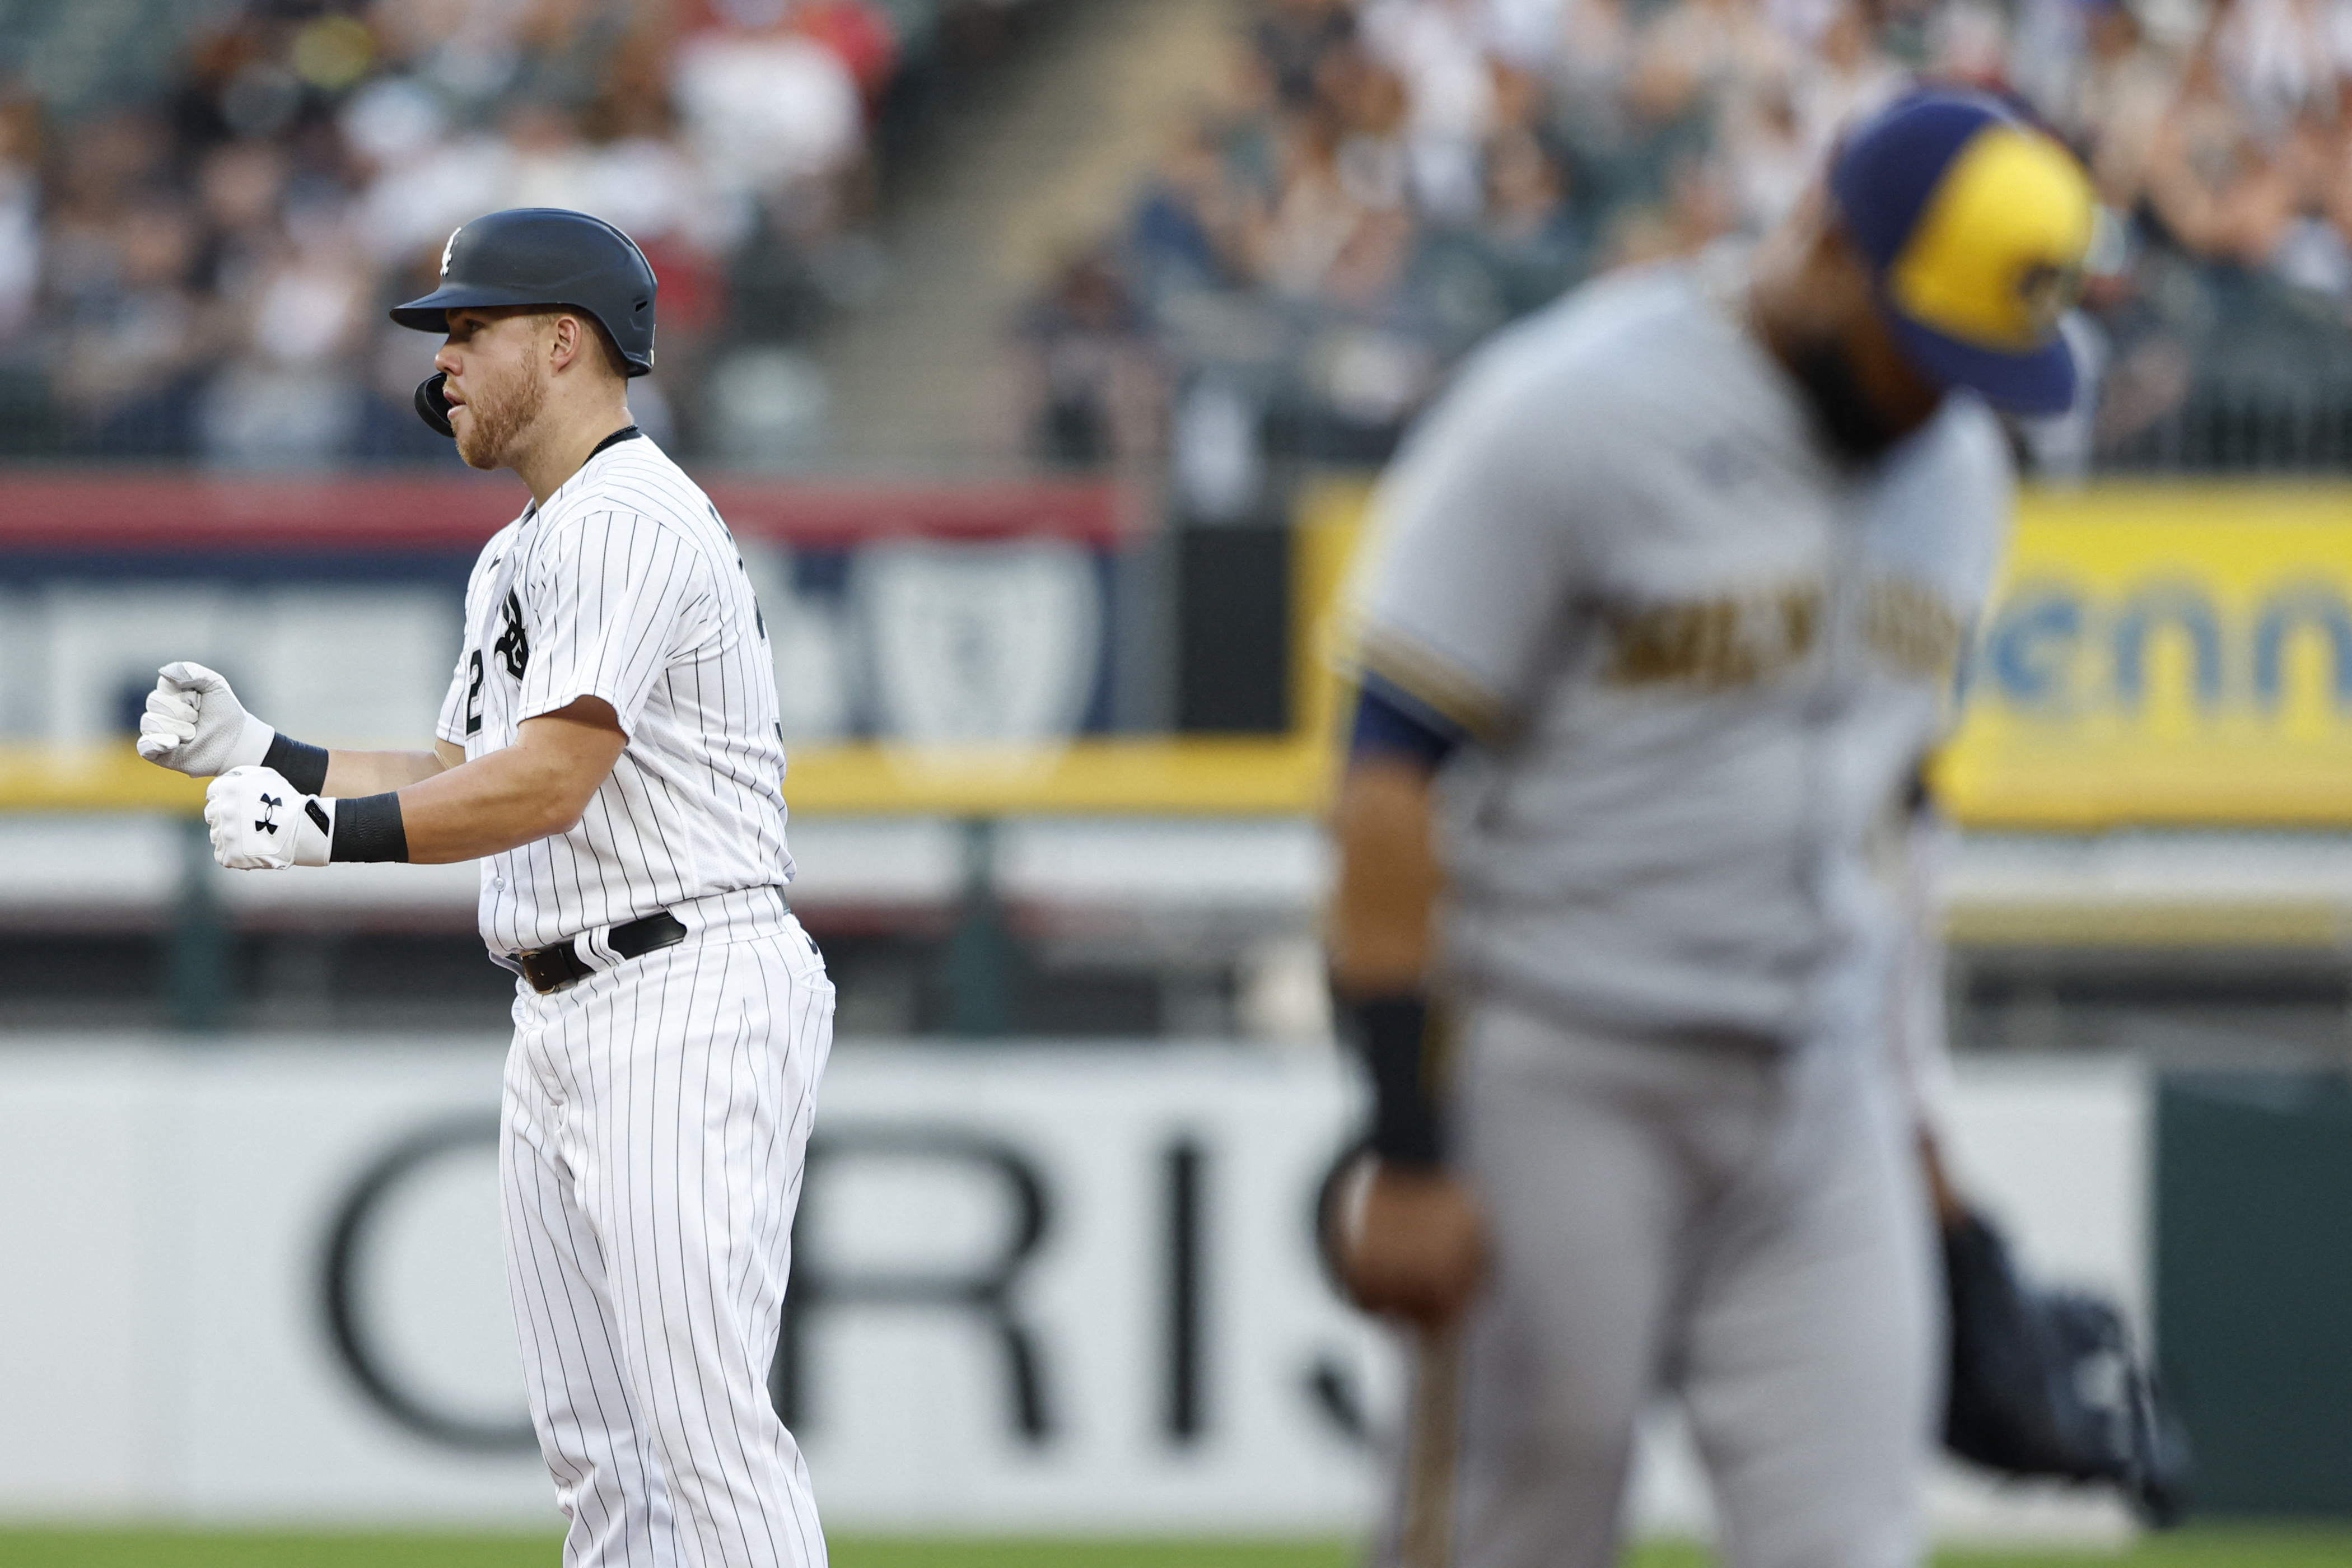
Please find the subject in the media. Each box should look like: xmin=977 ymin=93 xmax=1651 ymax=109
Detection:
xmin=2015 ymin=261 xmax=2082 ymax=342
xmin=440 ymin=227 xmax=461 ymax=278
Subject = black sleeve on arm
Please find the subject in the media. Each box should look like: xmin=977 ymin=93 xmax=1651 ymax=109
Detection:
xmin=330 ymin=792 xmax=409 ymax=863
xmin=1335 ymin=993 xmax=1450 ymax=1167
xmin=262 ymin=733 xmax=330 ymax=796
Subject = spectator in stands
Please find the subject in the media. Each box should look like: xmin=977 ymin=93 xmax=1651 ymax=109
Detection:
xmin=2269 ymin=106 xmax=2352 ymax=302
xmin=1719 ymin=77 xmax=1815 ymax=232
xmin=49 ymin=190 xmax=211 ymax=456
xmin=2209 ymin=0 xmax=2352 ymax=138
xmin=1254 ymin=46 xmax=1413 ymax=300
xmin=1800 ymin=1 xmax=1905 ymax=153
xmin=2057 ymin=0 xmax=2182 ymax=211
xmin=1930 ymin=0 xmax=2020 ymax=90
xmin=1472 ymin=124 xmax=1581 ymax=312
xmin=577 ymin=33 xmax=738 ymax=447
xmin=10 ymin=0 xmax=2352 ymax=476
xmin=1127 ymin=111 xmax=1262 ymax=301
xmin=1594 ymin=148 xmax=1738 ymax=270
xmin=1254 ymin=0 xmax=1360 ymax=112
xmin=1546 ymin=0 xmax=1640 ymax=151
xmin=1406 ymin=119 xmax=1579 ymax=338
xmin=1719 ymin=2 xmax=1900 ymax=231
xmin=37 ymin=110 xmax=207 ymax=455
xmin=191 ymin=139 xmax=289 ymax=304
xmin=0 ymin=94 xmax=40 ymax=356
xmin=1 ymin=0 xmax=1052 ymax=470
xmin=670 ymin=0 xmax=876 ymax=425
xmin=789 ymin=0 xmax=902 ymax=108
xmin=1624 ymin=0 xmax=1798 ymax=133
xmin=1011 ymin=246 xmax=1165 ymax=471
xmin=1360 ymin=0 xmax=1500 ymax=221
xmin=361 ymin=0 xmax=623 ymax=123
xmin=1308 ymin=203 xmax=1441 ymax=428
xmin=2144 ymin=39 xmax=2309 ymax=269
xmin=672 ymin=3 xmax=866 ymax=228
xmin=200 ymin=194 xmax=373 ymax=468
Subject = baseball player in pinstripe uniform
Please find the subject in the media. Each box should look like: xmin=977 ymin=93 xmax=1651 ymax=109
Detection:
xmin=1322 ymin=92 xmax=2097 ymax=1568
xmin=137 ymin=208 xmax=832 ymax=1568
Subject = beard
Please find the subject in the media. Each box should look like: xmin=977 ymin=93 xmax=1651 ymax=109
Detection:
xmin=1784 ymin=335 xmax=1905 ymax=464
xmin=453 ymin=361 xmax=547 ymax=470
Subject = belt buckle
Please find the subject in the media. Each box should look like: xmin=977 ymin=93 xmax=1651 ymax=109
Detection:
xmin=515 ymin=909 xmax=686 ymax=993
xmin=515 ymin=941 xmax=590 ymax=995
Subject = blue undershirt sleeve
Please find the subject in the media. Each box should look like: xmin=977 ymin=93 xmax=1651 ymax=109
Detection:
xmin=1348 ymin=676 xmax=1468 ymax=771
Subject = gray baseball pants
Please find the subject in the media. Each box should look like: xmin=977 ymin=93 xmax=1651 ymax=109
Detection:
xmin=1383 ymin=998 xmax=1938 ymax=1568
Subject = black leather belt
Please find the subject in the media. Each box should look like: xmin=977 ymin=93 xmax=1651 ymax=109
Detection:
xmin=515 ymin=911 xmax=688 ymax=995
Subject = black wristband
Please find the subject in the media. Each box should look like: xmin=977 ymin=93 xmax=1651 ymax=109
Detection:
xmin=262 ymin=732 xmax=330 ymax=796
xmin=329 ymin=792 xmax=410 ymax=863
xmin=1335 ymin=992 xmax=1450 ymax=1167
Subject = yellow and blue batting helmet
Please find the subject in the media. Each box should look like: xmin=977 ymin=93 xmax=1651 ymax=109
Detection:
xmin=1830 ymin=88 xmax=2097 ymax=416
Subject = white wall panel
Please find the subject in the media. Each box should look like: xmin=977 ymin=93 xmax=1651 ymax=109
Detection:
xmin=0 ymin=1038 xmax=2146 ymax=1542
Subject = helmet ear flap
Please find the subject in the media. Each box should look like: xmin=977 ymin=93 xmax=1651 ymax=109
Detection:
xmin=415 ymin=371 xmax=455 ymax=437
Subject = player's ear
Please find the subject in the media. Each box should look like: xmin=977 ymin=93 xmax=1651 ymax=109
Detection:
xmin=1809 ymin=216 xmax=1878 ymax=319
xmin=546 ymin=312 xmax=583 ymax=375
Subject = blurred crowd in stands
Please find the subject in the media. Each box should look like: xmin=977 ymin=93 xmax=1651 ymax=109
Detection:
xmin=1018 ymin=0 xmax=2352 ymax=500
xmin=3 ymin=0 xmax=2349 ymax=478
xmin=0 ymin=0 xmax=1005 ymax=465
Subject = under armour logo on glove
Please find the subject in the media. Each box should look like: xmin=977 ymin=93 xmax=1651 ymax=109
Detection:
xmin=206 ymin=767 xmax=328 ymax=871
xmin=494 ymin=589 xmax=530 ymax=680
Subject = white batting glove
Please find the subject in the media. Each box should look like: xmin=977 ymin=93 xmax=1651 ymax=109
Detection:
xmin=203 ymin=766 xmax=333 ymax=870
xmin=137 ymin=661 xmax=275 ymax=778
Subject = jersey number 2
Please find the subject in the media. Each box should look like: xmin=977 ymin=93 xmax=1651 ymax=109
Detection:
xmin=465 ymin=650 xmax=485 ymax=736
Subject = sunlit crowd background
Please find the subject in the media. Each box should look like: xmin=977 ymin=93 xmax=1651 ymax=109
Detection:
xmin=0 ymin=0 xmax=944 ymax=464
xmin=1056 ymin=0 xmax=2352 ymax=500
xmin=2 ymin=0 xmax=2349 ymax=476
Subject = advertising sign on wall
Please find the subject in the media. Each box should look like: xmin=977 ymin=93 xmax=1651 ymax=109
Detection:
xmin=1298 ymin=481 xmax=2352 ymax=830
xmin=0 ymin=1039 xmax=2140 ymax=1542
xmin=1936 ymin=485 xmax=2352 ymax=828
xmin=0 ymin=477 xmax=1135 ymax=799
xmin=0 ymin=1039 xmax=1385 ymax=1531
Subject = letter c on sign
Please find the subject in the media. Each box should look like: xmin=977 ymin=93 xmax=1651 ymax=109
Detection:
xmin=320 ymin=1114 xmax=538 ymax=1453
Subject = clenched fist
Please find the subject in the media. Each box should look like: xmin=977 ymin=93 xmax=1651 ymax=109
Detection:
xmin=203 ymin=766 xmax=332 ymax=870
xmin=1326 ymin=1155 xmax=1489 ymax=1329
xmin=137 ymin=661 xmax=275 ymax=778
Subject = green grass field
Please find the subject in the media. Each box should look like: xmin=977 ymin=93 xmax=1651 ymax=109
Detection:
xmin=4 ymin=1533 xmax=2351 ymax=1568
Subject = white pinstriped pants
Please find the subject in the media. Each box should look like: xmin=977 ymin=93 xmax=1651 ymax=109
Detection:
xmin=501 ymin=913 xmax=834 ymax=1568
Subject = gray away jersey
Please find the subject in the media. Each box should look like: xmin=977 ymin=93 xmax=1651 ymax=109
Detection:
xmin=437 ymin=435 xmax=795 ymax=955
xmin=1347 ymin=252 xmax=2010 ymax=1049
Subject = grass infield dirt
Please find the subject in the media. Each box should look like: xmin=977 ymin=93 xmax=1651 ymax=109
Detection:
xmin=5 ymin=1533 xmax=2352 ymax=1567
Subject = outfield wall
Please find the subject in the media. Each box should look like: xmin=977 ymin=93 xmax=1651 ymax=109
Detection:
xmin=0 ymin=1039 xmax=2141 ymax=1542
xmin=20 ymin=479 xmax=2352 ymax=825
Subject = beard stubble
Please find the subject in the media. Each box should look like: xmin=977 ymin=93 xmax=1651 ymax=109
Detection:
xmin=1784 ymin=335 xmax=1907 ymax=464
xmin=454 ymin=359 xmax=548 ymax=470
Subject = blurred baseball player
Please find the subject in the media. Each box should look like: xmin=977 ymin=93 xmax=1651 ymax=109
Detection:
xmin=1324 ymin=91 xmax=2097 ymax=1568
xmin=137 ymin=208 xmax=832 ymax=1568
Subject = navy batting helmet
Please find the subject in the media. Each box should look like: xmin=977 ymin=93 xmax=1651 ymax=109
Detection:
xmin=391 ymin=207 xmax=657 ymax=436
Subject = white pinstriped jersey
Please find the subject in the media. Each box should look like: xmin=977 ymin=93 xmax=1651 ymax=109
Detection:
xmin=437 ymin=432 xmax=795 ymax=955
